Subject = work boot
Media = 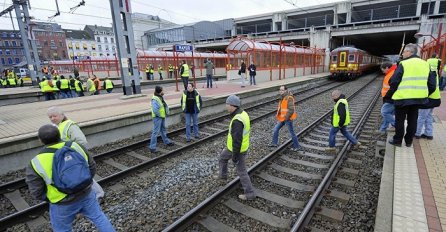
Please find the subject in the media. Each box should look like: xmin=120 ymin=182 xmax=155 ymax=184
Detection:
xmin=325 ymin=147 xmax=336 ymax=153
xmin=212 ymin=175 xmax=227 ymax=180
xmin=353 ymin=142 xmax=362 ymax=149
xmin=238 ymin=194 xmax=256 ymax=201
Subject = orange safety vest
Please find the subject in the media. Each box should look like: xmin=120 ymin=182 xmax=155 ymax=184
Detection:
xmin=381 ymin=64 xmax=397 ymax=97
xmin=276 ymin=95 xmax=297 ymax=122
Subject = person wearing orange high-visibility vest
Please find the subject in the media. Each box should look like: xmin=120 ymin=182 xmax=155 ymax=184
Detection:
xmin=377 ymin=61 xmax=397 ymax=134
xmin=268 ymin=85 xmax=302 ymax=151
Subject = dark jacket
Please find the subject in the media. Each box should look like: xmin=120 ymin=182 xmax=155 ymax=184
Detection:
xmin=180 ymin=90 xmax=203 ymax=114
xmin=384 ymin=55 xmax=437 ymax=107
xmin=248 ymin=64 xmax=256 ymax=76
xmin=229 ymin=107 xmax=246 ymax=156
xmin=332 ymin=94 xmax=347 ymax=127
xmin=25 ymin=142 xmax=96 ymax=204
xmin=240 ymin=62 xmax=246 ymax=74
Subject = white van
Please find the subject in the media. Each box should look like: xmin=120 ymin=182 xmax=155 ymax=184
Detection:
xmin=14 ymin=68 xmax=29 ymax=78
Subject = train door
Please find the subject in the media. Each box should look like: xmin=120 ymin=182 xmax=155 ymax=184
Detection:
xmin=339 ymin=51 xmax=347 ymax=67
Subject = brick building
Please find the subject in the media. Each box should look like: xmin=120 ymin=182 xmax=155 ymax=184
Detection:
xmin=0 ymin=30 xmax=25 ymax=70
xmin=32 ymin=22 xmax=68 ymax=61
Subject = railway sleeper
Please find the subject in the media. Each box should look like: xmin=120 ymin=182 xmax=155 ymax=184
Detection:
xmin=4 ymin=190 xmax=47 ymax=231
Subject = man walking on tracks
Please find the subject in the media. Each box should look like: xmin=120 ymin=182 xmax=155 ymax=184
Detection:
xmin=269 ymin=85 xmax=302 ymax=151
xmin=385 ymin=43 xmax=436 ymax=147
xmin=214 ymin=95 xmax=256 ymax=200
xmin=25 ymin=125 xmax=115 ymax=232
xmin=325 ymin=90 xmax=361 ymax=153
xmin=149 ymin=86 xmax=175 ymax=153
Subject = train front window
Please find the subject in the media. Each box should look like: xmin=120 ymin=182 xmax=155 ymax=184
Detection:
xmin=348 ymin=54 xmax=355 ymax=62
xmin=332 ymin=55 xmax=337 ymax=63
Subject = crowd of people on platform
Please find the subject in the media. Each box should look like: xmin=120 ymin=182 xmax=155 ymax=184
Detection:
xmin=0 ymin=69 xmax=24 ymax=88
xmin=22 ymin=45 xmax=445 ymax=231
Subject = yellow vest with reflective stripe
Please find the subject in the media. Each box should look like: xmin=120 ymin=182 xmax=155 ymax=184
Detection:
xmin=429 ymin=75 xmax=441 ymax=100
xmin=104 ymin=79 xmax=113 ymax=90
xmin=227 ymin=110 xmax=250 ymax=153
xmin=333 ymin=99 xmax=350 ymax=127
xmin=168 ymin=65 xmax=174 ymax=71
xmin=75 ymin=80 xmax=82 ymax=92
xmin=427 ymin=58 xmax=440 ymax=70
xmin=7 ymin=76 xmax=16 ymax=86
xmin=392 ymin=58 xmax=430 ymax=100
xmin=41 ymin=80 xmax=53 ymax=92
xmin=58 ymin=120 xmax=75 ymax=141
xmin=59 ymin=79 xmax=69 ymax=90
xmin=30 ymin=142 xmax=89 ymax=203
xmin=181 ymin=91 xmax=201 ymax=112
xmin=181 ymin=64 xmax=189 ymax=77
xmin=87 ymin=79 xmax=96 ymax=92
xmin=151 ymin=95 xmax=166 ymax=118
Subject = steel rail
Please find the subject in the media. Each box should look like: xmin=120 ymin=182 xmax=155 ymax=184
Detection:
xmin=162 ymin=75 xmax=379 ymax=232
xmin=0 ymin=79 xmax=343 ymax=230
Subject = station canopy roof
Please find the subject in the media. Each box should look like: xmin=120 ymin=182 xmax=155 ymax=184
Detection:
xmin=136 ymin=50 xmax=227 ymax=58
xmin=226 ymin=38 xmax=313 ymax=53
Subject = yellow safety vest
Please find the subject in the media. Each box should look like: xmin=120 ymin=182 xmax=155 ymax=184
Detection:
xmin=427 ymin=58 xmax=440 ymax=71
xmin=181 ymin=91 xmax=201 ymax=112
xmin=7 ymin=76 xmax=16 ymax=86
xmin=75 ymin=80 xmax=82 ymax=92
xmin=168 ymin=65 xmax=174 ymax=72
xmin=104 ymin=79 xmax=113 ymax=90
xmin=151 ymin=95 xmax=166 ymax=118
xmin=158 ymin=66 xmax=163 ymax=73
xmin=227 ymin=111 xmax=250 ymax=153
xmin=181 ymin=64 xmax=189 ymax=77
xmin=30 ymin=141 xmax=88 ymax=203
xmin=87 ymin=79 xmax=96 ymax=92
xmin=58 ymin=120 xmax=75 ymax=141
xmin=40 ymin=80 xmax=53 ymax=92
xmin=392 ymin=58 xmax=430 ymax=100
xmin=333 ymin=99 xmax=350 ymax=127
xmin=59 ymin=79 xmax=69 ymax=90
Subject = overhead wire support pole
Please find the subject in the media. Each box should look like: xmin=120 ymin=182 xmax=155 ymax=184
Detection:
xmin=13 ymin=0 xmax=41 ymax=86
xmin=109 ymin=0 xmax=141 ymax=95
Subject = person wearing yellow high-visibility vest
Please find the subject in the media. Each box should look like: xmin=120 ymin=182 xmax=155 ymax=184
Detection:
xmin=325 ymin=90 xmax=361 ymax=153
xmin=149 ymin=86 xmax=175 ymax=153
xmin=179 ymin=60 xmax=190 ymax=90
xmin=47 ymin=106 xmax=105 ymax=200
xmin=102 ymin=77 xmax=114 ymax=93
xmin=86 ymin=76 xmax=96 ymax=96
xmin=269 ymin=85 xmax=302 ymax=151
xmin=74 ymin=76 xmax=84 ymax=97
xmin=7 ymin=70 xmax=16 ymax=87
xmin=180 ymin=83 xmax=203 ymax=142
xmin=168 ymin=64 xmax=174 ymax=79
xmin=214 ymin=95 xmax=255 ymax=201
xmin=384 ymin=44 xmax=437 ymax=147
xmin=40 ymin=77 xmax=56 ymax=101
xmin=25 ymin=125 xmax=115 ymax=232
xmin=157 ymin=64 xmax=163 ymax=80
xmin=415 ymin=54 xmax=442 ymax=140
xmin=56 ymin=75 xmax=72 ymax=98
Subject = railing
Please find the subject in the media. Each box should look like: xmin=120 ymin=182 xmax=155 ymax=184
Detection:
xmin=351 ymin=3 xmax=417 ymax=22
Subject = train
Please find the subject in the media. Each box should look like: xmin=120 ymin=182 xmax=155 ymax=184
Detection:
xmin=329 ymin=46 xmax=382 ymax=80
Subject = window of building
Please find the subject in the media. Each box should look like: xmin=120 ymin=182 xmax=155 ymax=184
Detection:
xmin=332 ymin=55 xmax=337 ymax=62
xmin=68 ymin=42 xmax=72 ymax=48
xmin=12 ymin=41 xmax=16 ymax=46
xmin=15 ymin=58 xmax=19 ymax=64
xmin=75 ymin=43 xmax=80 ymax=50
xmin=59 ymin=42 xmax=63 ymax=47
xmin=1 ymin=32 xmax=7 ymax=38
xmin=0 ymin=49 xmax=2 ymax=55
xmin=98 ymin=45 xmax=102 ymax=51
xmin=10 ymin=32 xmax=15 ymax=38
xmin=4 ymin=41 xmax=9 ymax=46
xmin=8 ymin=58 xmax=13 ymax=64
xmin=104 ymin=37 xmax=108 ymax=43
xmin=12 ymin=49 xmax=16 ymax=55
xmin=105 ymin=45 xmax=109 ymax=51
xmin=0 ymin=58 xmax=4 ymax=64
xmin=5 ymin=49 xmax=10 ymax=55
xmin=0 ymin=41 xmax=2 ymax=46
xmin=97 ymin=37 xmax=101 ymax=42
xmin=92 ymin=44 xmax=96 ymax=50
xmin=44 ymin=41 xmax=48 ymax=46
xmin=111 ymin=38 xmax=114 ymax=43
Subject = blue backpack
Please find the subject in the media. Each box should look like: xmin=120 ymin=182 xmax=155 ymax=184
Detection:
xmin=52 ymin=141 xmax=92 ymax=194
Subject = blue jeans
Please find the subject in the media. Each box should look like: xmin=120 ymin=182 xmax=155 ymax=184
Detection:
xmin=185 ymin=113 xmax=199 ymax=139
xmin=149 ymin=117 xmax=172 ymax=150
xmin=416 ymin=108 xmax=433 ymax=137
xmin=329 ymin=126 xmax=358 ymax=147
xmin=49 ymin=190 xmax=115 ymax=232
xmin=60 ymin=91 xmax=71 ymax=99
xmin=181 ymin=77 xmax=188 ymax=90
xmin=71 ymin=90 xmax=77 ymax=98
xmin=206 ymin=74 xmax=213 ymax=88
xmin=250 ymin=75 xmax=256 ymax=85
xmin=272 ymin=120 xmax=300 ymax=148
xmin=440 ymin=76 xmax=446 ymax=91
xmin=379 ymin=102 xmax=395 ymax=131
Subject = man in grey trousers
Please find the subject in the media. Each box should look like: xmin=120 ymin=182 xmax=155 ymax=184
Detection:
xmin=214 ymin=95 xmax=255 ymax=200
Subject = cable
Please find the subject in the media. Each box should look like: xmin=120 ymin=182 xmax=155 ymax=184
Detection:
xmin=132 ymin=0 xmax=203 ymax=22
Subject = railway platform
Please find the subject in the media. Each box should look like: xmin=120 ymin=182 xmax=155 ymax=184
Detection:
xmin=0 ymin=72 xmax=328 ymax=174
xmin=376 ymin=91 xmax=446 ymax=232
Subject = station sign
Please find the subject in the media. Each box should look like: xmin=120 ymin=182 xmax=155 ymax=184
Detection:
xmin=174 ymin=44 xmax=193 ymax=52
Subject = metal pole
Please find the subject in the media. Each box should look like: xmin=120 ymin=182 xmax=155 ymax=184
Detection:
xmin=21 ymin=3 xmax=42 ymax=81
xmin=109 ymin=0 xmax=141 ymax=95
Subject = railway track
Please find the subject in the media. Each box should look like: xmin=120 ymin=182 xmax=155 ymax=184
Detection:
xmin=0 ymin=75 xmax=380 ymax=229
xmin=163 ymin=76 xmax=381 ymax=231
xmin=0 ymin=78 xmax=344 ymax=231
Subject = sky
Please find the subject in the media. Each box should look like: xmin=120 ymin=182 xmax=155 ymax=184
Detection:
xmin=0 ymin=0 xmax=343 ymax=30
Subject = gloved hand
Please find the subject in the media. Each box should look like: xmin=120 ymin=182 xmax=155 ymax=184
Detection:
xmin=232 ymin=154 xmax=239 ymax=164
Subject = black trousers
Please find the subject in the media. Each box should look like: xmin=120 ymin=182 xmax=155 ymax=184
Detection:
xmin=393 ymin=105 xmax=419 ymax=144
